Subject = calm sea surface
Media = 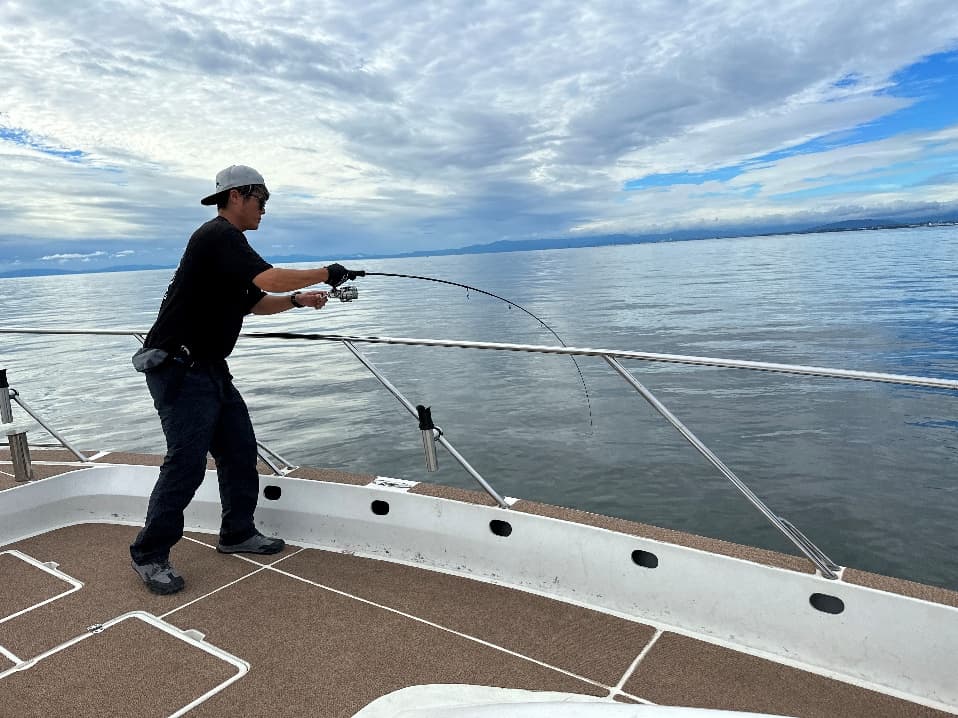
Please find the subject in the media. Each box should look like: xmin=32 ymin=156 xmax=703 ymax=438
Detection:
xmin=2 ymin=227 xmax=957 ymax=589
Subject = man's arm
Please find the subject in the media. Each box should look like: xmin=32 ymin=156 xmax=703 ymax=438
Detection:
xmin=253 ymin=267 xmax=332 ymax=292
xmin=250 ymin=291 xmax=328 ymax=315
xmin=253 ymin=263 xmax=360 ymax=292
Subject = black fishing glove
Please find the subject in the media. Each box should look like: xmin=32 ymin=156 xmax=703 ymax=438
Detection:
xmin=324 ymin=263 xmax=346 ymax=287
xmin=324 ymin=263 xmax=365 ymax=287
xmin=325 ymin=263 xmax=347 ymax=287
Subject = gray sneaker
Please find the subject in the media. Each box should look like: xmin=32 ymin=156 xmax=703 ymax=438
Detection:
xmin=217 ymin=532 xmax=285 ymax=555
xmin=131 ymin=559 xmax=185 ymax=595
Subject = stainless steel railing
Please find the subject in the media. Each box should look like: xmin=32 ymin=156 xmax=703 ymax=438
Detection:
xmin=4 ymin=326 xmax=957 ymax=390
xmin=3 ymin=325 xmax=957 ymax=578
xmin=244 ymin=331 xmax=958 ymax=390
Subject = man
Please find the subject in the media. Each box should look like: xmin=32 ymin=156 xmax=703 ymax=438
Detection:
xmin=130 ymin=164 xmax=361 ymax=595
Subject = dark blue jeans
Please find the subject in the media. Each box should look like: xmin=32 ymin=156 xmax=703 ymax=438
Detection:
xmin=130 ymin=360 xmax=260 ymax=564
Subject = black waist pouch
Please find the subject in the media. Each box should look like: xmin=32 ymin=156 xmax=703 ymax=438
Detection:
xmin=132 ymin=347 xmax=170 ymax=373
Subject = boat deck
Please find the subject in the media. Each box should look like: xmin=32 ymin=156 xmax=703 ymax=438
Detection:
xmin=2 ymin=449 xmax=956 ymax=718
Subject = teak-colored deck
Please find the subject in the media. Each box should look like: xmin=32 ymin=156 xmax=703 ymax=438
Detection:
xmin=2 ymin=449 xmax=956 ymax=717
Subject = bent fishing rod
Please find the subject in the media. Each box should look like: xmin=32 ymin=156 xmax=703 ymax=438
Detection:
xmin=294 ymin=271 xmax=594 ymax=428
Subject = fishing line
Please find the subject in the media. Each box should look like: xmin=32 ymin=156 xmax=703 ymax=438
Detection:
xmin=361 ymin=271 xmax=594 ymax=429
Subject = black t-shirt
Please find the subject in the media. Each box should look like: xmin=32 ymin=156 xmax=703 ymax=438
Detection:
xmin=145 ymin=216 xmax=272 ymax=360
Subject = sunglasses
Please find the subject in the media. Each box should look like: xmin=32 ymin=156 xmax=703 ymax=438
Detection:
xmin=238 ymin=185 xmax=269 ymax=210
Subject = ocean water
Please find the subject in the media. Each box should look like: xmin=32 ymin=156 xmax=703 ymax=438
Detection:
xmin=2 ymin=226 xmax=957 ymax=589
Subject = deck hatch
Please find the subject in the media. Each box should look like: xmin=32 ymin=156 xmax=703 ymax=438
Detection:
xmin=0 ymin=612 xmax=247 ymax=718
xmin=0 ymin=551 xmax=81 ymax=624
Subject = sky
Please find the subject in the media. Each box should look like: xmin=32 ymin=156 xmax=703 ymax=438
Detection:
xmin=2 ymin=0 xmax=958 ymax=273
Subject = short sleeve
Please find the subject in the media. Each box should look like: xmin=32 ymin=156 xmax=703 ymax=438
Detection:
xmin=241 ymin=285 xmax=268 ymax=314
xmin=218 ymin=233 xmax=273 ymax=285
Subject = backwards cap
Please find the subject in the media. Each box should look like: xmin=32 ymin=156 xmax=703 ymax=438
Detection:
xmin=200 ymin=165 xmax=267 ymax=205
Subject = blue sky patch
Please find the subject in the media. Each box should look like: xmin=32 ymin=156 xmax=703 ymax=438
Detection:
xmin=0 ymin=126 xmax=87 ymax=162
xmin=623 ymin=48 xmax=958 ymax=194
xmin=833 ymin=49 xmax=958 ymax=145
xmin=624 ymin=165 xmax=744 ymax=190
xmin=832 ymin=73 xmax=861 ymax=88
xmin=770 ymin=151 xmax=958 ymax=201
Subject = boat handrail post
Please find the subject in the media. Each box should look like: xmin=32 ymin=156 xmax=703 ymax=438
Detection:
xmin=341 ymin=340 xmax=511 ymax=509
xmin=6 ymin=387 xmax=88 ymax=464
xmin=777 ymin=517 xmax=841 ymax=572
xmin=1 ymin=368 xmax=35 ymax=481
xmin=256 ymin=441 xmax=298 ymax=476
xmin=603 ymin=356 xmax=841 ymax=579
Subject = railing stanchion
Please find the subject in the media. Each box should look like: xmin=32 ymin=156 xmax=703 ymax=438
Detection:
xmin=603 ymin=356 xmax=840 ymax=579
xmin=341 ymin=340 xmax=510 ymax=509
xmin=256 ymin=441 xmax=297 ymax=476
xmin=9 ymin=391 xmax=88 ymax=463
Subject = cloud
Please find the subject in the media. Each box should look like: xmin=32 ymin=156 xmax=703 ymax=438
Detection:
xmin=1 ymin=0 xmax=957 ymax=268
xmin=40 ymin=251 xmax=107 ymax=262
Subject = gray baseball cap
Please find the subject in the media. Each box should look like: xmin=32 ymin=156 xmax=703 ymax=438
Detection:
xmin=200 ymin=165 xmax=268 ymax=205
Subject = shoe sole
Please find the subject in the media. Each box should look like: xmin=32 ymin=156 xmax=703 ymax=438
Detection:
xmin=216 ymin=542 xmax=284 ymax=555
xmin=144 ymin=581 xmax=185 ymax=595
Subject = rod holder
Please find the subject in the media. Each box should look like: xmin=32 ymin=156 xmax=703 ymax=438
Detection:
xmin=7 ymin=432 xmax=34 ymax=482
xmin=417 ymin=405 xmax=439 ymax=472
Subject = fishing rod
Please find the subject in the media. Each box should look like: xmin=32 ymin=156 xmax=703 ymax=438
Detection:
xmin=326 ymin=271 xmax=594 ymax=428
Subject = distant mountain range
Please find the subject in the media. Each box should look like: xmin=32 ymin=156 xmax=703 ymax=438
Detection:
xmin=804 ymin=218 xmax=952 ymax=232
xmin=0 ymin=264 xmax=174 ymax=279
xmin=359 ymin=216 xmax=958 ymax=260
xmin=2 ymin=216 xmax=956 ymax=279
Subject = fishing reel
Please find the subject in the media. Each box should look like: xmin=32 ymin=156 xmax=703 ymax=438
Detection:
xmin=330 ymin=285 xmax=359 ymax=302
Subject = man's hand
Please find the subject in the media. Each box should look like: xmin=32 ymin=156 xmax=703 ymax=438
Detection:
xmin=324 ymin=263 xmax=365 ymax=287
xmin=297 ymin=291 xmax=328 ymax=310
